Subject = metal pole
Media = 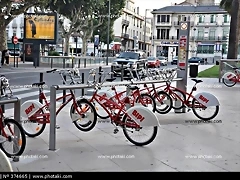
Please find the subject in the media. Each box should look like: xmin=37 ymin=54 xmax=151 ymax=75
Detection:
xmin=98 ymin=66 xmax=102 ymax=83
xmin=106 ymin=0 xmax=110 ymax=66
xmin=13 ymin=99 xmax=21 ymax=162
xmin=63 ymin=75 xmax=66 ymax=103
xmin=143 ymin=9 xmax=147 ymax=52
xmin=39 ymin=73 xmax=43 ymax=104
xmin=81 ymin=73 xmax=84 ymax=96
xmin=49 ymin=86 xmax=56 ymax=151
xmin=62 ymin=39 xmax=64 ymax=56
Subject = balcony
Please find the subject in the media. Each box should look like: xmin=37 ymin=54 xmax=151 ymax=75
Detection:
xmin=121 ymin=33 xmax=129 ymax=39
xmin=122 ymin=19 xmax=130 ymax=26
xmin=155 ymin=21 xmax=171 ymax=26
xmin=222 ymin=21 xmax=230 ymax=26
xmin=192 ymin=36 xmax=228 ymax=41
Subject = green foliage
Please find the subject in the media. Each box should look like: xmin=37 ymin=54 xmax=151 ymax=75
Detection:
xmin=219 ymin=0 xmax=232 ymax=13
xmin=91 ymin=0 xmax=126 ymax=44
xmin=48 ymin=51 xmax=60 ymax=56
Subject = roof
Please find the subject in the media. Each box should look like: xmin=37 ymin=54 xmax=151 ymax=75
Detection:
xmin=151 ymin=5 xmax=226 ymax=14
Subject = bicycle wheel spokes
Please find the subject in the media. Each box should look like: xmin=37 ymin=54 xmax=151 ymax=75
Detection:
xmin=1 ymin=119 xmax=26 ymax=157
xmin=122 ymin=116 xmax=157 ymax=146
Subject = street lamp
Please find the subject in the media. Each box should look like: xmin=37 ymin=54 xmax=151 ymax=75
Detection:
xmin=106 ymin=0 xmax=111 ymax=65
xmin=143 ymin=9 xmax=151 ymax=53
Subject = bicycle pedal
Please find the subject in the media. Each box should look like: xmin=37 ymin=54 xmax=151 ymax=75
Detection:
xmin=55 ymin=125 xmax=60 ymax=129
xmin=113 ymin=128 xmax=119 ymax=134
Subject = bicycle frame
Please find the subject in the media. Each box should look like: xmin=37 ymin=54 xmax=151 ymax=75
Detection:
xmin=27 ymin=88 xmax=83 ymax=123
xmin=0 ymin=108 xmax=8 ymax=138
xmin=89 ymin=91 xmax=140 ymax=128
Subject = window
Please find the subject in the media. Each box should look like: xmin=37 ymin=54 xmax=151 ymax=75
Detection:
xmin=160 ymin=15 xmax=170 ymax=23
xmin=209 ymin=30 xmax=215 ymax=40
xmin=197 ymin=45 xmax=214 ymax=54
xmin=157 ymin=15 xmax=160 ymax=23
xmin=134 ymin=18 xmax=135 ymax=26
xmin=21 ymin=32 xmax=24 ymax=38
xmin=136 ymin=31 xmax=138 ymax=36
xmin=223 ymin=15 xmax=228 ymax=23
xmin=157 ymin=29 xmax=160 ymax=39
xmin=13 ymin=32 xmax=16 ymax=36
xmin=197 ymin=30 xmax=204 ymax=40
xmin=177 ymin=29 xmax=179 ymax=39
xmin=133 ymin=30 xmax=135 ymax=36
xmin=139 ymin=32 xmax=141 ymax=40
xmin=198 ymin=15 xmax=204 ymax=23
xmin=160 ymin=29 xmax=169 ymax=39
xmin=210 ymin=15 xmax=216 ymax=23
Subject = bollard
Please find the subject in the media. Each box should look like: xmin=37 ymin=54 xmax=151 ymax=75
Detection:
xmin=72 ymin=58 xmax=74 ymax=68
xmin=63 ymin=75 xmax=66 ymax=103
xmin=121 ymin=64 xmax=124 ymax=81
xmin=98 ymin=66 xmax=102 ymax=83
xmin=84 ymin=58 xmax=86 ymax=68
xmin=51 ymin=58 xmax=53 ymax=69
xmin=39 ymin=73 xmax=43 ymax=104
xmin=78 ymin=59 xmax=80 ymax=68
xmin=111 ymin=66 xmax=114 ymax=78
xmin=81 ymin=73 xmax=84 ymax=96
xmin=63 ymin=58 xmax=65 ymax=69
xmin=16 ymin=57 xmax=18 ymax=68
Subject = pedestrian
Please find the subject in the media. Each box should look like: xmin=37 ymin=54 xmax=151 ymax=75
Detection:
xmin=0 ymin=50 xmax=2 ymax=68
xmin=4 ymin=49 xmax=10 ymax=66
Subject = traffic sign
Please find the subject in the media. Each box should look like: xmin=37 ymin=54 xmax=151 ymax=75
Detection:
xmin=12 ymin=36 xmax=18 ymax=44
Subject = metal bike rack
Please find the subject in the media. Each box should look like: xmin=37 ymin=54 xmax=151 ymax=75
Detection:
xmin=49 ymin=77 xmax=183 ymax=151
xmin=0 ymin=96 xmax=21 ymax=162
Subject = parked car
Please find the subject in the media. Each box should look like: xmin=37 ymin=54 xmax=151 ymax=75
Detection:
xmin=158 ymin=56 xmax=168 ymax=66
xmin=171 ymin=56 xmax=178 ymax=65
xmin=147 ymin=57 xmax=160 ymax=68
xmin=9 ymin=50 xmax=20 ymax=56
xmin=188 ymin=57 xmax=204 ymax=64
xmin=111 ymin=51 xmax=147 ymax=76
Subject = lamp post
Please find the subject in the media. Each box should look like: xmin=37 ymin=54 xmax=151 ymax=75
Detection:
xmin=72 ymin=31 xmax=80 ymax=56
xmin=106 ymin=0 xmax=111 ymax=65
xmin=193 ymin=27 xmax=196 ymax=56
xmin=143 ymin=9 xmax=151 ymax=53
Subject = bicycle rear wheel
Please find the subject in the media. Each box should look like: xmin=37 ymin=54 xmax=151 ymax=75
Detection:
xmin=169 ymin=90 xmax=185 ymax=110
xmin=0 ymin=119 xmax=26 ymax=158
xmin=222 ymin=77 xmax=237 ymax=87
xmin=122 ymin=115 xmax=158 ymax=146
xmin=70 ymin=99 xmax=97 ymax=132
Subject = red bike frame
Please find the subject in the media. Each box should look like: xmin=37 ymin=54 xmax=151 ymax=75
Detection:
xmin=227 ymin=69 xmax=240 ymax=82
xmin=27 ymin=88 xmax=83 ymax=124
xmin=0 ymin=108 xmax=12 ymax=138
xmin=89 ymin=91 xmax=140 ymax=128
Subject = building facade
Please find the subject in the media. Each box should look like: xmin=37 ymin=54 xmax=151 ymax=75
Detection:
xmin=151 ymin=0 xmax=235 ymax=61
xmin=113 ymin=0 xmax=152 ymax=55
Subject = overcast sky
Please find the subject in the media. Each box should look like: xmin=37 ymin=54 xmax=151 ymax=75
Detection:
xmin=135 ymin=0 xmax=221 ymax=17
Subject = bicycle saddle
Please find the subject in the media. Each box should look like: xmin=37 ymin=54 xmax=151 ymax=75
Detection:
xmin=105 ymin=78 xmax=116 ymax=82
xmin=128 ymin=86 xmax=139 ymax=90
xmin=32 ymin=82 xmax=45 ymax=86
xmin=124 ymin=77 xmax=132 ymax=81
xmin=233 ymin=67 xmax=239 ymax=70
xmin=191 ymin=79 xmax=203 ymax=83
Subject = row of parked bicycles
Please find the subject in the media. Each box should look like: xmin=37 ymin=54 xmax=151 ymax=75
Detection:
xmin=0 ymin=66 xmax=220 ymax=159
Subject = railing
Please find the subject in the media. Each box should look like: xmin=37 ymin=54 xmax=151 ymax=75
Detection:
xmin=40 ymin=56 xmax=116 ymax=69
xmin=218 ymin=59 xmax=240 ymax=82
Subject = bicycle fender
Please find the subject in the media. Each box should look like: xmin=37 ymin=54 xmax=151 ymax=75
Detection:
xmin=0 ymin=149 xmax=13 ymax=172
xmin=21 ymin=100 xmax=46 ymax=118
xmin=222 ymin=72 xmax=236 ymax=80
xmin=194 ymin=92 xmax=220 ymax=107
xmin=126 ymin=105 xmax=160 ymax=127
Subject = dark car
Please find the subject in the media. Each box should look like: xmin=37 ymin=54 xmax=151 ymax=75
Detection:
xmin=171 ymin=56 xmax=178 ymax=65
xmin=188 ymin=57 xmax=204 ymax=64
xmin=111 ymin=51 xmax=147 ymax=76
xmin=147 ymin=57 xmax=160 ymax=68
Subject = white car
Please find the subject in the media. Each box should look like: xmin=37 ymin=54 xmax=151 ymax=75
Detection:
xmin=158 ymin=56 xmax=168 ymax=66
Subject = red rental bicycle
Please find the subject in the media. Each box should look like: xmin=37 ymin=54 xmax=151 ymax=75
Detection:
xmin=0 ymin=75 xmax=26 ymax=158
xmin=21 ymin=69 xmax=97 ymax=137
xmin=71 ymin=72 xmax=159 ymax=146
xmin=222 ymin=67 xmax=240 ymax=87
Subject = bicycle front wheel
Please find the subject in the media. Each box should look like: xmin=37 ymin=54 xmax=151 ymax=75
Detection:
xmin=222 ymin=77 xmax=237 ymax=87
xmin=0 ymin=119 xmax=26 ymax=158
xmin=155 ymin=91 xmax=173 ymax=114
xmin=135 ymin=94 xmax=156 ymax=112
xmin=70 ymin=99 xmax=97 ymax=132
xmin=122 ymin=115 xmax=158 ymax=146
xmin=192 ymin=98 xmax=219 ymax=121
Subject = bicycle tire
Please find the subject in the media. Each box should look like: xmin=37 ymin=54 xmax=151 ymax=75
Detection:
xmin=0 ymin=119 xmax=26 ymax=158
xmin=70 ymin=99 xmax=97 ymax=132
xmin=222 ymin=77 xmax=237 ymax=87
xmin=94 ymin=101 xmax=110 ymax=119
xmin=122 ymin=115 xmax=158 ymax=146
xmin=191 ymin=98 xmax=219 ymax=121
xmin=169 ymin=90 xmax=186 ymax=110
xmin=155 ymin=91 xmax=173 ymax=114
xmin=21 ymin=110 xmax=46 ymax=138
xmin=135 ymin=94 xmax=156 ymax=112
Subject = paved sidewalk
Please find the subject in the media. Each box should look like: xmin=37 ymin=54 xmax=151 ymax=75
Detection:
xmin=4 ymin=74 xmax=240 ymax=172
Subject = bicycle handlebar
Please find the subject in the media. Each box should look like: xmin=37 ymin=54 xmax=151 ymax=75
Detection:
xmin=46 ymin=69 xmax=58 ymax=73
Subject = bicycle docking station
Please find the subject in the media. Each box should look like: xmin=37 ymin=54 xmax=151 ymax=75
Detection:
xmin=48 ymin=76 xmax=183 ymax=151
xmin=0 ymin=96 xmax=21 ymax=162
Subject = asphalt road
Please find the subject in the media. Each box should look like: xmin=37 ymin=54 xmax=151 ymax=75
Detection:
xmin=1 ymin=63 xmax=176 ymax=110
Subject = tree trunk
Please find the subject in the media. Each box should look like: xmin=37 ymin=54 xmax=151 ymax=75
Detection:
xmin=0 ymin=23 xmax=7 ymax=52
xmin=227 ymin=0 xmax=239 ymax=59
xmin=82 ymin=37 xmax=87 ymax=56
xmin=64 ymin=35 xmax=70 ymax=56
